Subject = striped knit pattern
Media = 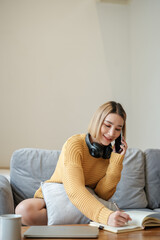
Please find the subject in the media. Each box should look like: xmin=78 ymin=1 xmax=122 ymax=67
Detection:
xmin=34 ymin=134 xmax=124 ymax=225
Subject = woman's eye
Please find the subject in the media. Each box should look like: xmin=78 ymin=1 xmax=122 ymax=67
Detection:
xmin=105 ymin=125 xmax=110 ymax=128
xmin=116 ymin=129 xmax=121 ymax=131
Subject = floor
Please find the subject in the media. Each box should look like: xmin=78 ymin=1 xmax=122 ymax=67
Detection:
xmin=0 ymin=168 xmax=10 ymax=181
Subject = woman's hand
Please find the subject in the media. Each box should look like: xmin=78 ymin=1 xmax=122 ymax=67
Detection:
xmin=107 ymin=211 xmax=132 ymax=227
xmin=119 ymin=136 xmax=128 ymax=155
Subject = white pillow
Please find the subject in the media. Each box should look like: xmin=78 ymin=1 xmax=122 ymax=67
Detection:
xmin=41 ymin=182 xmax=116 ymax=225
xmin=41 ymin=182 xmax=90 ymax=225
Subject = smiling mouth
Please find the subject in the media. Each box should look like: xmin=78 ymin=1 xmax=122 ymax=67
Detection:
xmin=103 ymin=135 xmax=113 ymax=142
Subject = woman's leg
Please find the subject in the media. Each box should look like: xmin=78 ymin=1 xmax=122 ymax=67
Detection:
xmin=15 ymin=198 xmax=47 ymax=225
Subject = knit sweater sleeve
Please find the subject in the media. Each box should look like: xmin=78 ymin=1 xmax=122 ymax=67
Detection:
xmin=94 ymin=152 xmax=124 ymax=199
xmin=62 ymin=138 xmax=113 ymax=225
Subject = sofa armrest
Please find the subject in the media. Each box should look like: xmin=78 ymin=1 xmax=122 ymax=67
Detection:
xmin=0 ymin=175 xmax=14 ymax=214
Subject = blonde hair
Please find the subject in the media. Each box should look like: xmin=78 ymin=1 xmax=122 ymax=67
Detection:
xmin=88 ymin=101 xmax=127 ymax=140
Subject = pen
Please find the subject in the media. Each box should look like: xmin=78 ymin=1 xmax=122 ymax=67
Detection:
xmin=113 ymin=201 xmax=121 ymax=211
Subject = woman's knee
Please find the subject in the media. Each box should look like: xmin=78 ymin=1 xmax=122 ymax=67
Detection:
xmin=15 ymin=198 xmax=46 ymax=225
xmin=16 ymin=199 xmax=32 ymax=215
xmin=15 ymin=199 xmax=38 ymax=225
xmin=15 ymin=200 xmax=31 ymax=223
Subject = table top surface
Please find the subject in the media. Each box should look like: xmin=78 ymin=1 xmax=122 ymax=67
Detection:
xmin=21 ymin=225 xmax=160 ymax=240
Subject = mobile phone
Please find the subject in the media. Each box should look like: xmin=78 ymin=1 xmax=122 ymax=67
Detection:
xmin=115 ymin=134 xmax=122 ymax=153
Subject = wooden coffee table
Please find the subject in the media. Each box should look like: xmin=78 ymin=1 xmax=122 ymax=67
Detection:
xmin=21 ymin=225 xmax=160 ymax=240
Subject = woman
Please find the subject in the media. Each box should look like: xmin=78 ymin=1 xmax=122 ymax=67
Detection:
xmin=16 ymin=101 xmax=131 ymax=226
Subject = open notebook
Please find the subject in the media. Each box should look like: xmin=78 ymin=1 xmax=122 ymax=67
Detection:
xmin=90 ymin=210 xmax=160 ymax=233
xmin=23 ymin=225 xmax=99 ymax=239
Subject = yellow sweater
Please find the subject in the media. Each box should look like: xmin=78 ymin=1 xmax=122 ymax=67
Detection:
xmin=34 ymin=134 xmax=124 ymax=225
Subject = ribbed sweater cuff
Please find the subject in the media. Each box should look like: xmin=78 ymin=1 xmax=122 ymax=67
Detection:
xmin=98 ymin=207 xmax=113 ymax=225
xmin=110 ymin=152 xmax=124 ymax=165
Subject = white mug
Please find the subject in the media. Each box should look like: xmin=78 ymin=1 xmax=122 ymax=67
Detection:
xmin=0 ymin=214 xmax=22 ymax=240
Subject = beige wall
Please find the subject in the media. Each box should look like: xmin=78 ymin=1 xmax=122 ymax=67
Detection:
xmin=97 ymin=0 xmax=160 ymax=150
xmin=129 ymin=0 xmax=160 ymax=149
xmin=0 ymin=0 xmax=160 ymax=167
xmin=0 ymin=0 xmax=113 ymax=167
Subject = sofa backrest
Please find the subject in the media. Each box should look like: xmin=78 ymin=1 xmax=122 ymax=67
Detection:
xmin=10 ymin=148 xmax=61 ymax=207
xmin=144 ymin=149 xmax=160 ymax=209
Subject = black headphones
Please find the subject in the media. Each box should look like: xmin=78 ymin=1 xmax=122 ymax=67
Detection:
xmin=85 ymin=133 xmax=113 ymax=159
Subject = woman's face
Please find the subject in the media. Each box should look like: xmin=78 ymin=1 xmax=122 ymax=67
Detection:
xmin=99 ymin=113 xmax=124 ymax=146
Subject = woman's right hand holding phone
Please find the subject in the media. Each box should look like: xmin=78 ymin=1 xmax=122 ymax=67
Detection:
xmin=119 ymin=137 xmax=128 ymax=156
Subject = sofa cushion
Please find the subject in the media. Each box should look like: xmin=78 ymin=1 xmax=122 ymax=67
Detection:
xmin=10 ymin=148 xmax=61 ymax=207
xmin=144 ymin=149 xmax=160 ymax=209
xmin=109 ymin=148 xmax=148 ymax=209
xmin=0 ymin=175 xmax=14 ymax=214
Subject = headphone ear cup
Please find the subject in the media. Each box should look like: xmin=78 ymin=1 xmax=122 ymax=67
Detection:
xmin=92 ymin=142 xmax=104 ymax=158
xmin=85 ymin=133 xmax=108 ymax=158
xmin=103 ymin=144 xmax=113 ymax=159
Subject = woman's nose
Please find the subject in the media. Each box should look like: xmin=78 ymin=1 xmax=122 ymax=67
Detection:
xmin=108 ymin=128 xmax=116 ymax=137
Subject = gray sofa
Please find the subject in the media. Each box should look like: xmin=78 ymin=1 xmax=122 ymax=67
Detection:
xmin=0 ymin=148 xmax=160 ymax=216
